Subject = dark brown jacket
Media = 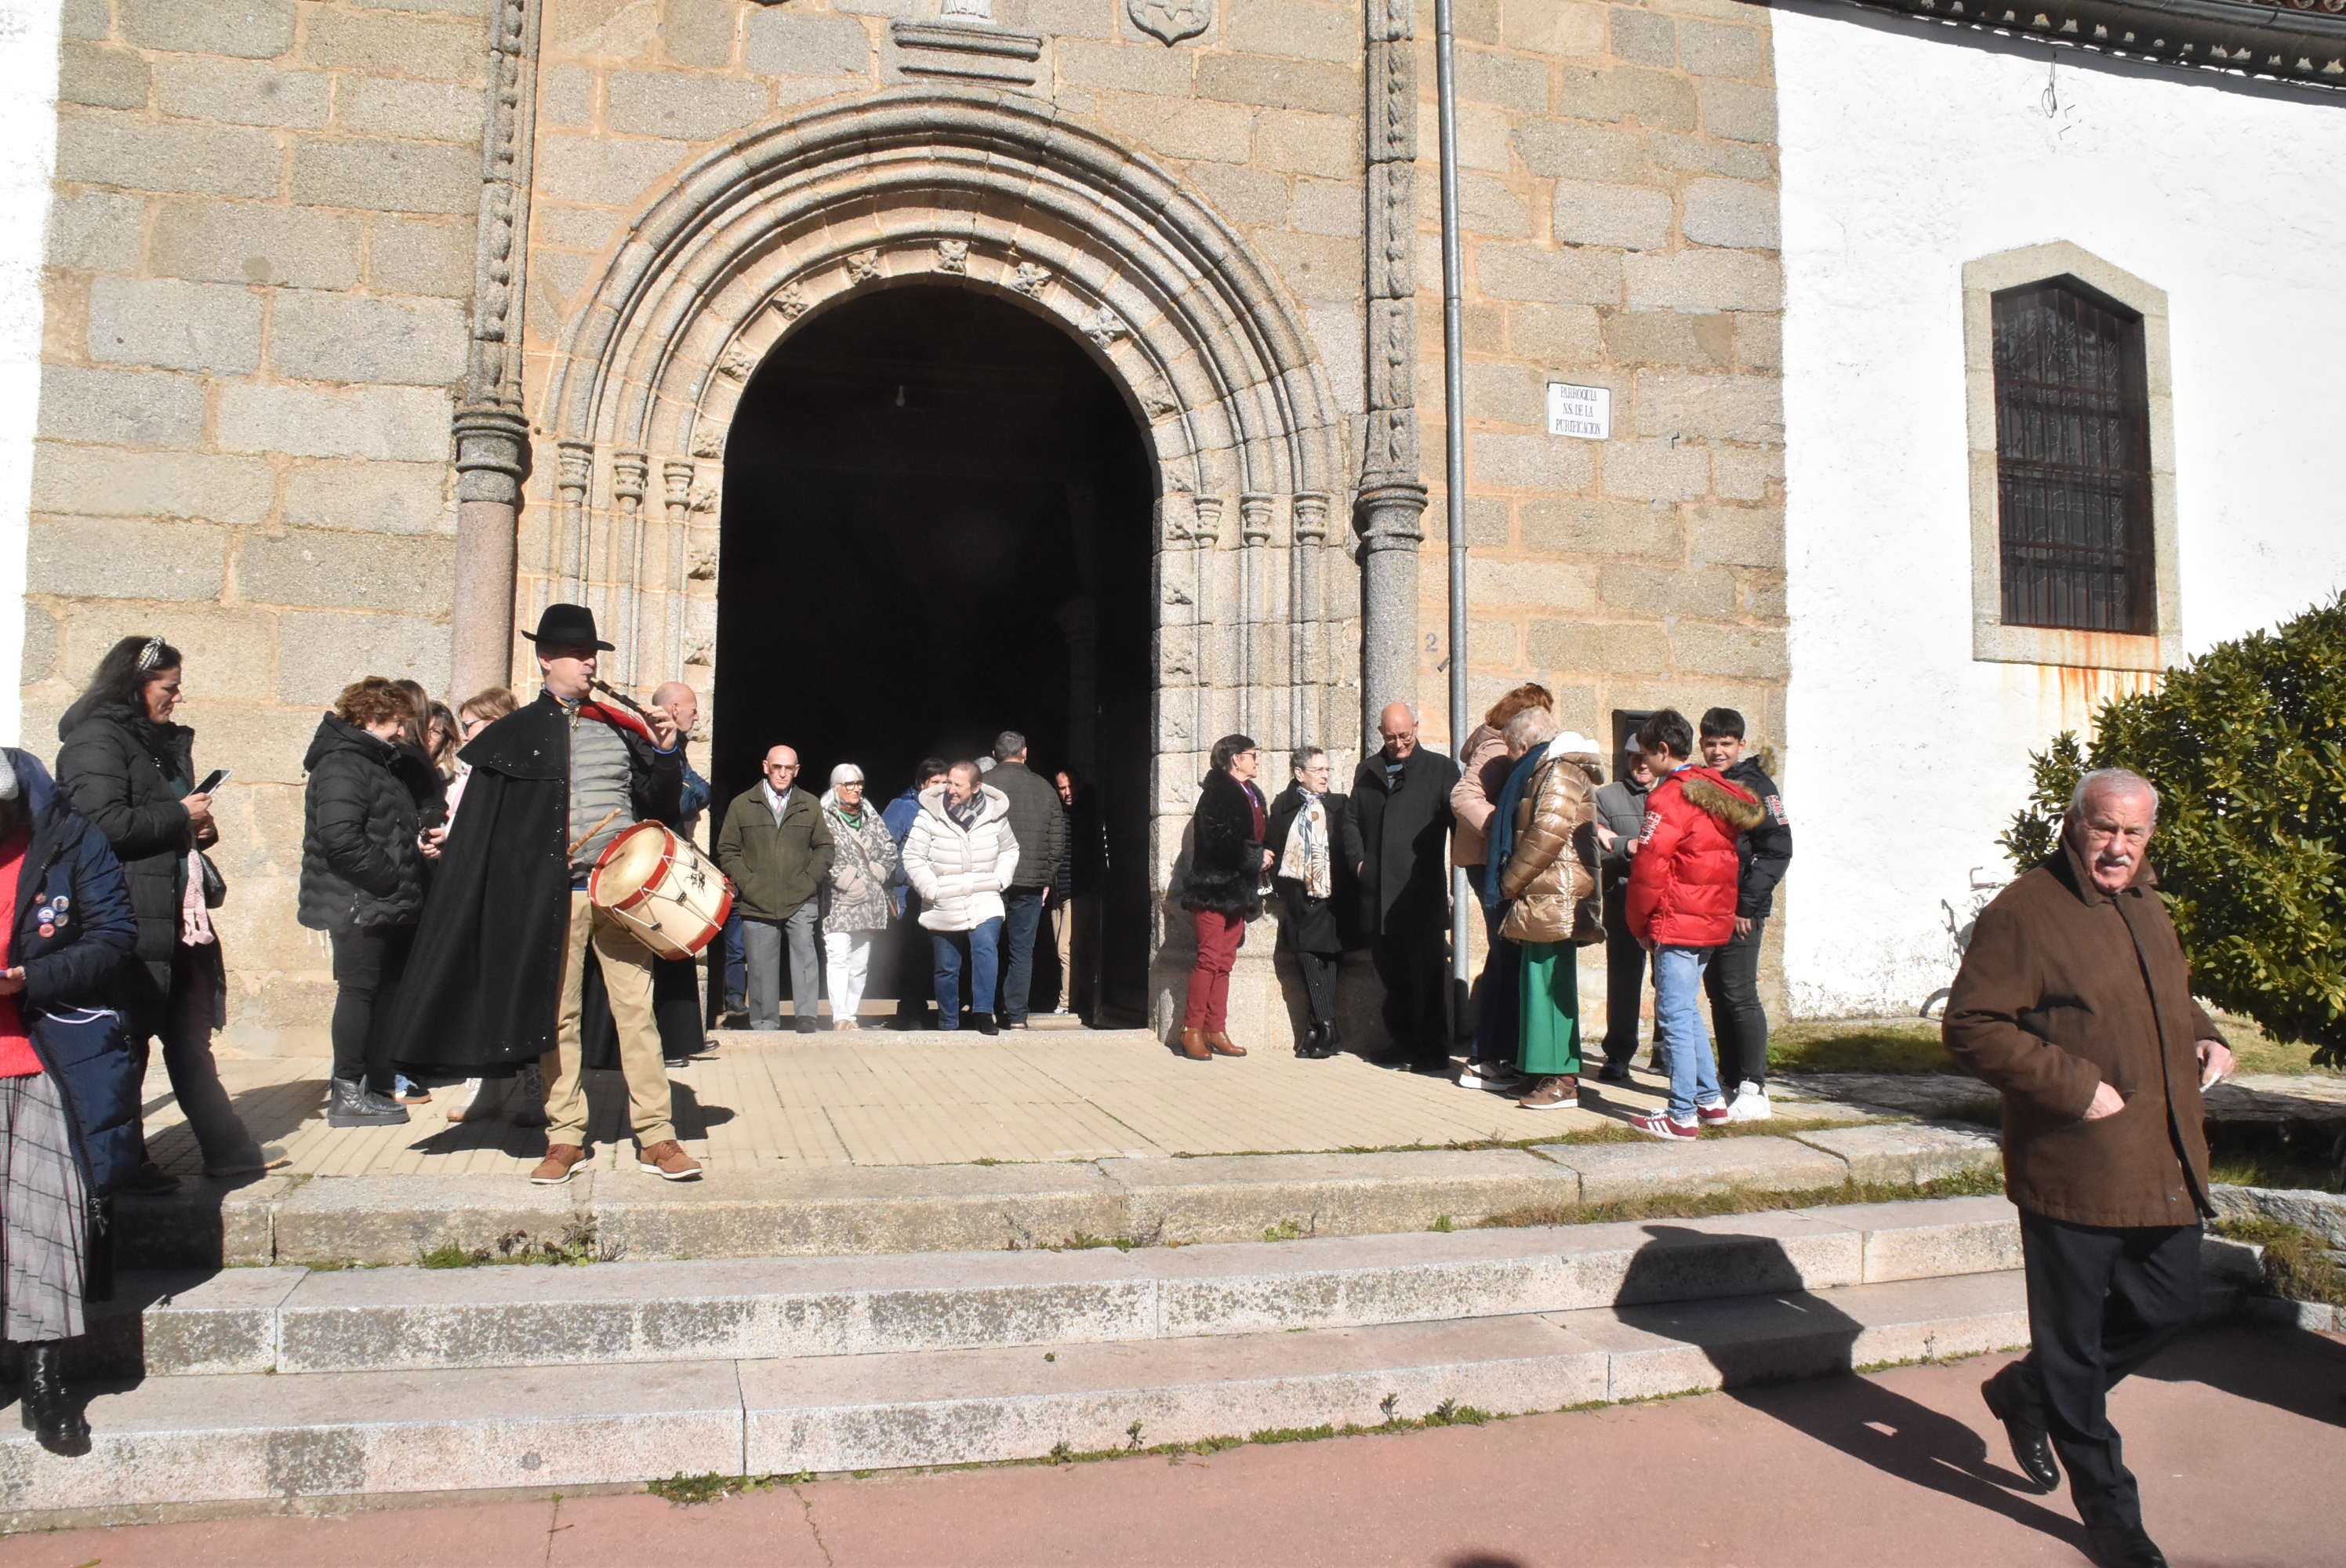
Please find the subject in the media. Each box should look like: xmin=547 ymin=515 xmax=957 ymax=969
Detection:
xmin=1942 ymin=843 xmax=2222 ymax=1229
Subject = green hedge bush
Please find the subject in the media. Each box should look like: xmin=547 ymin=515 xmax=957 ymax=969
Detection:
xmin=2001 ymin=595 xmax=2346 ymax=1067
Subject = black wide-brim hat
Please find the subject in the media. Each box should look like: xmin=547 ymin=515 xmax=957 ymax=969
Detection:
xmin=522 ymin=602 xmax=615 ymax=652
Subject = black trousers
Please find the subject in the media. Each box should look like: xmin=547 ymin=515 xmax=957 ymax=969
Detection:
xmin=1703 ymin=915 xmax=1768 ymax=1087
xmin=329 ymin=924 xmax=414 ymax=1095
xmin=1600 ymin=886 xmax=1649 ymax=1064
xmin=1371 ymin=924 xmax=1448 ymax=1059
xmin=2003 ymin=1210 xmax=2202 ymax=1531
xmin=891 ymin=899 xmax=932 ymax=1022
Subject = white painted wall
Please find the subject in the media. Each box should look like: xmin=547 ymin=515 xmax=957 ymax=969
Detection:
xmin=0 ymin=0 xmax=63 ymax=746
xmin=1774 ymin=5 xmax=2346 ymax=1016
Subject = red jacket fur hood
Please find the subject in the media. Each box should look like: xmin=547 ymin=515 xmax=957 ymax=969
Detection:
xmin=1624 ymin=764 xmax=1764 ymax=949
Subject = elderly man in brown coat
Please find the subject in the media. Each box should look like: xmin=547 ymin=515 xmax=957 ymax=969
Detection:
xmin=1944 ymin=768 xmax=2234 ymax=1568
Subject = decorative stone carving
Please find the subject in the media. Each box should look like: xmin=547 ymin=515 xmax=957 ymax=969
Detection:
xmin=554 ymin=439 xmax=593 ymax=506
xmin=662 ymin=460 xmax=694 ymax=519
xmin=1292 ymin=492 xmax=1330 ymax=542
xmin=1080 ymin=307 xmax=1127 ymax=348
xmin=892 ymin=18 xmax=1043 ymax=84
xmin=935 ymin=238 xmax=969 ymax=274
xmin=718 ymin=343 xmax=758 ymax=379
xmin=1128 ymin=0 xmax=1211 ymax=46
xmin=612 ymin=451 xmax=648 ymax=509
xmin=846 ymin=249 xmax=881 ymax=285
xmin=1239 ymin=492 xmax=1273 ymax=546
xmin=688 ymin=484 xmax=720 ymax=514
xmin=689 ymin=425 xmax=725 ymax=459
xmin=942 ymin=0 xmax=992 ymax=16
xmin=464 ymin=0 xmax=536 ymax=412
xmin=772 ymin=281 xmax=808 ymax=321
xmin=684 ymin=633 xmax=713 ymax=668
xmin=687 ymin=542 xmax=718 ymax=581
xmin=1011 ymin=261 xmax=1051 ymax=298
xmin=1189 ymin=494 xmax=1225 ymax=546
xmin=1140 ymin=381 xmax=1178 ymax=419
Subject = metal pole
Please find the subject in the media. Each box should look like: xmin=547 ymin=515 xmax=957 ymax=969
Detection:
xmin=1433 ymin=0 xmax=1472 ymax=1050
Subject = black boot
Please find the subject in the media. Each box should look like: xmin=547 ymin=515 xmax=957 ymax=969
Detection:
xmin=20 ymin=1342 xmax=89 ymax=1454
xmin=327 ymin=1077 xmax=409 ymax=1128
xmin=970 ymin=1011 xmax=999 ymax=1036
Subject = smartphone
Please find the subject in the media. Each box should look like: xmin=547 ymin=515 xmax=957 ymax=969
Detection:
xmin=194 ymin=768 xmax=231 ymax=794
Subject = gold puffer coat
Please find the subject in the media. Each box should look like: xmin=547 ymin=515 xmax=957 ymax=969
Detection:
xmin=1498 ymin=749 xmax=1605 ymax=944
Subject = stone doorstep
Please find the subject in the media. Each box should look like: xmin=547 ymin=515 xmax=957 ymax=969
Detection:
xmin=112 ymin=1131 xmax=2010 ymax=1270
xmin=0 ymin=1271 xmax=2040 ymax=1518
xmin=74 ymin=1196 xmax=2032 ymax=1380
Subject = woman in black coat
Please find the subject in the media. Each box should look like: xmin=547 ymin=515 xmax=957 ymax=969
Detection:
xmin=1175 ymin=733 xmax=1268 ymax=1062
xmin=53 ymin=635 xmax=262 ymax=1189
xmin=299 ymin=677 xmax=438 ymax=1129
xmin=1266 ymin=746 xmax=1364 ymax=1058
xmin=0 ymin=746 xmax=141 ymax=1452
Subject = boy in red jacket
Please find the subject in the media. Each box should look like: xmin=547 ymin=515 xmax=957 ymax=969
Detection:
xmin=1621 ymin=709 xmax=1764 ymax=1138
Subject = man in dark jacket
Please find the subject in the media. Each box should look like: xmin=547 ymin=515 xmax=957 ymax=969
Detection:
xmin=1945 ymin=768 xmax=2233 ymax=1568
xmin=1591 ymin=750 xmax=1653 ymax=1083
xmin=986 ymin=731 xmax=1066 ymax=1028
xmin=1697 ymin=707 xmax=1791 ymax=1118
xmin=715 ymin=744 xmax=833 ymax=1033
xmin=381 ymin=604 xmax=691 ymax=1184
xmin=883 ymin=759 xmax=948 ymax=1030
xmin=1349 ymin=702 xmax=1461 ymax=1072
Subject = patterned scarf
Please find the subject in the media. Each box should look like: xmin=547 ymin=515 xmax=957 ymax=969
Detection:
xmin=1276 ymin=792 xmax=1334 ymax=899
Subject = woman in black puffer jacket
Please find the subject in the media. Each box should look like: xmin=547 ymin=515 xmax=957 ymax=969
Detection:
xmin=1175 ymin=733 xmax=1269 ymax=1062
xmin=299 ymin=677 xmax=434 ymax=1128
xmin=54 ymin=635 xmax=262 ymax=1188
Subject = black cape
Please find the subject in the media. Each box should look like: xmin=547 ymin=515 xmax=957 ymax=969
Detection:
xmin=385 ymin=690 xmax=681 ymax=1075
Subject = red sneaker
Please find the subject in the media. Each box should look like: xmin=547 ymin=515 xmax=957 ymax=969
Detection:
xmin=1695 ymin=1099 xmax=1732 ymax=1126
xmin=1628 ymin=1109 xmax=1699 ymax=1140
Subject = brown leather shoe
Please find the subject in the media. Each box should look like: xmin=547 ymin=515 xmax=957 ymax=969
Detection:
xmin=637 ymin=1138 xmax=703 ymax=1181
xmin=1205 ymin=1032 xmax=1247 ymax=1057
xmin=529 ymin=1143 xmax=589 ymax=1185
xmin=1178 ymin=1028 xmax=1213 ymax=1061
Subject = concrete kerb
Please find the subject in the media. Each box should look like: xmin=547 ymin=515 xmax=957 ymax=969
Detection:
xmin=110 ymin=1132 xmax=2013 ymax=1269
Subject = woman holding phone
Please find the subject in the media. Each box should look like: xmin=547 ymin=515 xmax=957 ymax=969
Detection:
xmin=54 ymin=635 xmax=265 ymax=1185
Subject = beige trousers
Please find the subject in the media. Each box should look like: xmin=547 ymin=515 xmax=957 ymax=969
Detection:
xmin=542 ymin=890 xmax=673 ymax=1147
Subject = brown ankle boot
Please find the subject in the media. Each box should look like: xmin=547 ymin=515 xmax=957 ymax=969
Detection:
xmin=1178 ymin=1028 xmax=1212 ymax=1060
xmin=1205 ymin=1031 xmax=1247 ymax=1057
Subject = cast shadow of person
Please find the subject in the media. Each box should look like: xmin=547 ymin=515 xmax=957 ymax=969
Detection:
xmin=2135 ymin=1318 xmax=2346 ymax=1430
xmin=1614 ymin=1223 xmax=2086 ymax=1555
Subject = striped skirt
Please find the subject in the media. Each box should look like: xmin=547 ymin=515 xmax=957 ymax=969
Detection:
xmin=0 ymin=1073 xmax=88 ymax=1344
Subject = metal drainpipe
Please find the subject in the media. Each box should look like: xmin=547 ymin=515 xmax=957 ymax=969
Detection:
xmin=1434 ymin=0 xmax=1473 ymax=1049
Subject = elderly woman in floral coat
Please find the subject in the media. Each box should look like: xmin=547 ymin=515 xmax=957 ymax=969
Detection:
xmin=819 ymin=764 xmax=899 ymax=1031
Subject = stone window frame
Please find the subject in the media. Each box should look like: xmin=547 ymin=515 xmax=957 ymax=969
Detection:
xmin=1963 ymin=241 xmax=2181 ymax=671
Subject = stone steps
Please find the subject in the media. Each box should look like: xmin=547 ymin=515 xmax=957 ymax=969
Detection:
xmin=4 ymin=1271 xmax=2039 ymax=1522
xmin=75 ymin=1196 xmax=2029 ymax=1380
xmin=113 ymin=1123 xmax=2005 ymax=1269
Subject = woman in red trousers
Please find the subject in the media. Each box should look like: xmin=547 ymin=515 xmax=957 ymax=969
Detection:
xmin=1177 ymin=734 xmax=1269 ymax=1060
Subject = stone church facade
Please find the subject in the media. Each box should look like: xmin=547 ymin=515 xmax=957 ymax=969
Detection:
xmin=7 ymin=0 xmax=2342 ymax=1051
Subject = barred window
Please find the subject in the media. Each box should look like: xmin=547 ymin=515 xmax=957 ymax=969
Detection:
xmin=1991 ymin=278 xmax=2155 ymax=634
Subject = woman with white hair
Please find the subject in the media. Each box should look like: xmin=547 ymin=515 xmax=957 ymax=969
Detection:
xmin=819 ymin=764 xmax=898 ymax=1031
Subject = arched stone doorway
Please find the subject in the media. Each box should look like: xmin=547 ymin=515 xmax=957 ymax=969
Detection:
xmin=534 ymin=93 xmax=1355 ymax=1040
xmin=713 ymin=283 xmax=1155 ymax=1018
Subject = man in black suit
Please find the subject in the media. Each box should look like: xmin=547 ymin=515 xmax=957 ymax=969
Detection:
xmin=1349 ymin=702 xmax=1461 ymax=1073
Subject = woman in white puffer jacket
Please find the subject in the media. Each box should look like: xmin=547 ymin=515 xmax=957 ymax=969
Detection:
xmin=900 ymin=762 xmax=1019 ymax=1033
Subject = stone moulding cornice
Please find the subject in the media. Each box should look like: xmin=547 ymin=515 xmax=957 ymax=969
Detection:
xmin=1810 ymin=0 xmax=2346 ymax=89
xmin=547 ymin=91 xmax=1340 ymax=504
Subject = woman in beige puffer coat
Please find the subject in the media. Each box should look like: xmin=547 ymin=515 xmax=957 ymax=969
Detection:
xmin=1498 ymin=736 xmax=1605 ymax=1109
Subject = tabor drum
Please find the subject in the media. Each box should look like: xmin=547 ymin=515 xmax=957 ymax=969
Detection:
xmin=588 ymin=822 xmax=734 ymax=959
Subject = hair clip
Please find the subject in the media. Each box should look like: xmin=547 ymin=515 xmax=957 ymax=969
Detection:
xmin=135 ymin=635 xmax=165 ymax=673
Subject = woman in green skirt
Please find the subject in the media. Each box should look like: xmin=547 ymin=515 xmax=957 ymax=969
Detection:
xmin=1495 ymin=731 xmax=1607 ymax=1110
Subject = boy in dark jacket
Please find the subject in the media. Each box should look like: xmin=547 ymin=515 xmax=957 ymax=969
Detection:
xmin=1698 ymin=707 xmax=1792 ymax=1120
xmin=1622 ymin=709 xmax=1763 ymax=1139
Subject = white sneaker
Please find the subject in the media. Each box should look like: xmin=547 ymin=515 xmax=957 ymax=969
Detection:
xmin=1457 ymin=1061 xmax=1525 ymax=1094
xmin=1727 ymin=1081 xmax=1772 ymax=1121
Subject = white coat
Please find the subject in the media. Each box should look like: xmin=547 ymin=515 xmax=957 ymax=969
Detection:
xmin=902 ymin=783 xmax=1019 ymax=932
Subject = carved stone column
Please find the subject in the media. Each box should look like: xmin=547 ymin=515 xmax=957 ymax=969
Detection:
xmin=554 ymin=438 xmax=592 ymax=588
xmin=451 ymin=408 xmax=530 ymax=696
xmin=1355 ymin=0 xmax=1424 ymax=742
xmin=1190 ymin=494 xmax=1223 ymax=753
xmin=1238 ymin=492 xmax=1271 ymax=738
xmin=660 ymin=459 xmax=695 ymax=684
xmin=614 ymin=452 xmax=652 ymax=676
xmin=447 ymin=0 xmax=542 ymax=697
xmin=1291 ymin=491 xmax=1330 ymax=747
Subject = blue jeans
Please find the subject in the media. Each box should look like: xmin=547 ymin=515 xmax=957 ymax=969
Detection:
xmin=931 ymin=917 xmax=1002 ymax=1028
xmin=721 ymin=907 xmax=746 ymax=1006
xmin=1652 ymin=945 xmax=1724 ymax=1122
xmin=997 ymin=887 xmax=1047 ymax=1025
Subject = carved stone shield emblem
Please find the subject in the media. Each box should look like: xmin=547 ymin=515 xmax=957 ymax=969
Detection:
xmin=1128 ymin=0 xmax=1211 ymax=45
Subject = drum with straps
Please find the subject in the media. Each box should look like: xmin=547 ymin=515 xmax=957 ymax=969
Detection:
xmin=588 ymin=822 xmax=734 ymax=959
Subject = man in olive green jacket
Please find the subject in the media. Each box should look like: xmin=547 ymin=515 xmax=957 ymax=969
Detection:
xmin=1944 ymin=768 xmax=2235 ymax=1568
xmin=716 ymin=745 xmax=834 ymax=1032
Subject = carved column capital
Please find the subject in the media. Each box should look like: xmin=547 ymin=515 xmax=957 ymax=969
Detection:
xmin=612 ymin=451 xmax=649 ymax=510
xmin=554 ymin=437 xmax=593 ymax=502
xmin=1239 ymin=492 xmax=1273 ymax=546
xmin=1292 ymin=491 xmax=1331 ymax=542
xmin=661 ymin=459 xmax=695 ymax=518
xmin=452 ymin=405 xmax=532 ymax=505
xmin=1189 ymin=494 xmax=1226 ymax=547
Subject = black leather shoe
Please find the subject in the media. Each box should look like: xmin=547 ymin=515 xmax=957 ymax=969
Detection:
xmin=1596 ymin=1060 xmax=1632 ymax=1085
xmin=1981 ymin=1371 xmax=2059 ymax=1494
xmin=20 ymin=1343 xmax=89 ymax=1455
xmin=2084 ymin=1524 xmax=2169 ymax=1568
xmin=971 ymin=1011 xmax=999 ymax=1036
